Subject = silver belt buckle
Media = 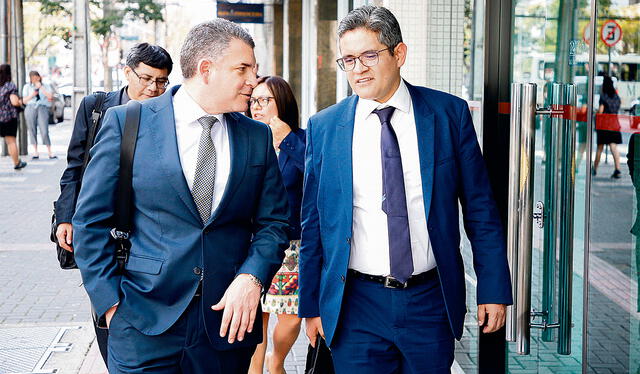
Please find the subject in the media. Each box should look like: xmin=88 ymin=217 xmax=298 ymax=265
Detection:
xmin=383 ymin=276 xmax=407 ymax=289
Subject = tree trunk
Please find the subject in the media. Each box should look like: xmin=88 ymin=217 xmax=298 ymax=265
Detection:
xmin=101 ymin=34 xmax=112 ymax=91
xmin=101 ymin=0 xmax=116 ymax=91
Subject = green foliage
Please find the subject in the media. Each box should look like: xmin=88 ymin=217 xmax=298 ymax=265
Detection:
xmin=37 ymin=0 xmax=164 ymax=37
xmin=38 ymin=0 xmax=71 ymax=16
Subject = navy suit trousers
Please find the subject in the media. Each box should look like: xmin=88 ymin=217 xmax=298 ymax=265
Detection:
xmin=331 ymin=272 xmax=455 ymax=374
xmin=107 ymin=296 xmax=256 ymax=374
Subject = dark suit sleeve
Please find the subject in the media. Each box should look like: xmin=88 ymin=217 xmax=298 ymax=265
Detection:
xmin=72 ymin=107 xmax=123 ymax=317
xmin=457 ymin=103 xmax=513 ymax=305
xmin=55 ymin=96 xmax=94 ymax=223
xmin=278 ymin=129 xmax=305 ymax=173
xmin=298 ymin=119 xmax=323 ymax=318
xmin=238 ymin=126 xmax=290 ymax=288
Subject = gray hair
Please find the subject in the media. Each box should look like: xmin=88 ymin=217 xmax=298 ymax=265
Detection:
xmin=180 ymin=19 xmax=255 ymax=79
xmin=337 ymin=5 xmax=403 ymax=55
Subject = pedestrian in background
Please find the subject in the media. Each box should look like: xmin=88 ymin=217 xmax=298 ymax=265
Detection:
xmin=54 ymin=42 xmax=173 ymax=366
xmin=246 ymin=76 xmax=305 ymax=374
xmin=593 ymin=74 xmax=623 ymax=179
xmin=0 ymin=64 xmax=26 ymax=170
xmin=22 ymin=70 xmax=55 ymax=159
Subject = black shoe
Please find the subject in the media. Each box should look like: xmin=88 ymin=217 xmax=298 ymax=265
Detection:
xmin=14 ymin=161 xmax=27 ymax=170
xmin=49 ymin=155 xmax=57 ymax=159
xmin=592 ymin=169 xmax=597 ymax=176
xmin=612 ymin=169 xmax=621 ymax=179
xmin=31 ymin=155 xmax=39 ymax=160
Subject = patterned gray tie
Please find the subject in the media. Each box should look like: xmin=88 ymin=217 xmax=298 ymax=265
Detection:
xmin=192 ymin=116 xmax=218 ymax=224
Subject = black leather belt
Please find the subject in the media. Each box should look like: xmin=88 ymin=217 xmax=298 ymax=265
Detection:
xmin=347 ymin=268 xmax=437 ymax=289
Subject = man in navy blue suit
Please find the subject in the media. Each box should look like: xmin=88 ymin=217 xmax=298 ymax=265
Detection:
xmin=73 ymin=19 xmax=289 ymax=373
xmin=299 ymin=6 xmax=512 ymax=373
xmin=55 ymin=42 xmax=172 ymax=365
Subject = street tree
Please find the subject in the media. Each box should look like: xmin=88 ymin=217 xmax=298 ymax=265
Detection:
xmin=38 ymin=0 xmax=164 ymax=91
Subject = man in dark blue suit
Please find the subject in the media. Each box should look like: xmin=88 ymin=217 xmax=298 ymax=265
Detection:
xmin=299 ymin=6 xmax=512 ymax=373
xmin=73 ymin=20 xmax=289 ymax=373
xmin=54 ymin=42 xmax=172 ymax=364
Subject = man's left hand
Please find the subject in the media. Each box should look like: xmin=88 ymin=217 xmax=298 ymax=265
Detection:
xmin=477 ymin=304 xmax=506 ymax=334
xmin=211 ymin=274 xmax=262 ymax=344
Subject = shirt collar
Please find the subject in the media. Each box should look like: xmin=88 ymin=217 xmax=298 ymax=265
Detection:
xmin=120 ymin=86 xmax=130 ymax=105
xmin=174 ymin=86 xmax=225 ymax=126
xmin=358 ymin=79 xmax=412 ymax=117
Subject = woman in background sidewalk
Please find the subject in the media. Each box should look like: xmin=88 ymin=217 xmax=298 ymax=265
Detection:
xmin=593 ymin=74 xmax=622 ymax=178
xmin=0 ymin=64 xmax=26 ymax=170
xmin=247 ymin=76 xmax=305 ymax=374
xmin=22 ymin=70 xmax=56 ymax=160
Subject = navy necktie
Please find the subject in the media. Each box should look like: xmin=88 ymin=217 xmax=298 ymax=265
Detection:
xmin=373 ymin=106 xmax=414 ymax=283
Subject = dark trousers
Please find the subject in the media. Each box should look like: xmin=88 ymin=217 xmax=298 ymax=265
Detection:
xmin=94 ymin=321 xmax=109 ymax=366
xmin=107 ymin=296 xmax=256 ymax=373
xmin=331 ymin=272 xmax=455 ymax=374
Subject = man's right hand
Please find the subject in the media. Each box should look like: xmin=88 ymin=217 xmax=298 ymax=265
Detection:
xmin=55 ymin=223 xmax=73 ymax=252
xmin=105 ymin=305 xmax=118 ymax=328
xmin=305 ymin=317 xmax=325 ymax=348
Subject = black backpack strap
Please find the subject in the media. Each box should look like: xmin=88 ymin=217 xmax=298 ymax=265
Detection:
xmin=111 ymin=100 xmax=142 ymax=271
xmin=80 ymin=91 xmax=107 ymax=176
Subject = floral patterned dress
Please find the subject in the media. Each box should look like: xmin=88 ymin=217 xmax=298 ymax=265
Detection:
xmin=262 ymin=240 xmax=300 ymax=314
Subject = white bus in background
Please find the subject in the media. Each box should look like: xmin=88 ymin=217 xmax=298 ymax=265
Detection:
xmin=517 ymin=52 xmax=640 ymax=111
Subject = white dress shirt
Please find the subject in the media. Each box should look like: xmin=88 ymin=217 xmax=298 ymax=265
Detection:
xmin=350 ymin=80 xmax=436 ymax=276
xmin=173 ymin=87 xmax=231 ymax=216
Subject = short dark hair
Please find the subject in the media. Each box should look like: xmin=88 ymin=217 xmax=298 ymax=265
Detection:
xmin=246 ymin=75 xmax=299 ymax=132
xmin=126 ymin=43 xmax=173 ymax=74
xmin=28 ymin=71 xmax=40 ymax=78
xmin=0 ymin=64 xmax=11 ymax=86
xmin=338 ymin=6 xmax=403 ymax=55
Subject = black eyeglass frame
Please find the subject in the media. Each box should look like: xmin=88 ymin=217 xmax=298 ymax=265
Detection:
xmin=336 ymin=47 xmax=394 ymax=72
xmin=249 ymin=96 xmax=275 ymax=108
xmin=130 ymin=68 xmax=170 ymax=89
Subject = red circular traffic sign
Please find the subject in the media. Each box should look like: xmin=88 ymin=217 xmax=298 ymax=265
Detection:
xmin=600 ymin=20 xmax=622 ymax=48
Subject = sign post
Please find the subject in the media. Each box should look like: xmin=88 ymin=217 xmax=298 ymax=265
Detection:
xmin=600 ymin=20 xmax=622 ymax=75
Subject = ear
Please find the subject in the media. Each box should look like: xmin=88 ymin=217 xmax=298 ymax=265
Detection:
xmin=394 ymin=42 xmax=408 ymax=69
xmin=197 ymin=59 xmax=213 ymax=84
xmin=122 ymin=66 xmax=133 ymax=84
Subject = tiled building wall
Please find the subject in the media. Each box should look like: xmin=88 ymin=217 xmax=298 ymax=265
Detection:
xmin=384 ymin=0 xmax=465 ymax=97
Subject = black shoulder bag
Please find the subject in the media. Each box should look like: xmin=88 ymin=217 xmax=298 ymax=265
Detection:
xmin=51 ymin=92 xmax=107 ymax=269
xmin=111 ymin=100 xmax=142 ymax=272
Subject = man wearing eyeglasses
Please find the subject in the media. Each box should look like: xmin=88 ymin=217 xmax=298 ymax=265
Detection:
xmin=299 ymin=6 xmax=512 ymax=373
xmin=54 ymin=42 xmax=172 ymax=366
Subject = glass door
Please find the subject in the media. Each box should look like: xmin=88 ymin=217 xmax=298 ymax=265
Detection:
xmin=505 ymin=0 xmax=594 ymax=372
xmin=585 ymin=1 xmax=640 ymax=373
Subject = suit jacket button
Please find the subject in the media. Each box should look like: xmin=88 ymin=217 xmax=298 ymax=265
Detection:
xmin=341 ymin=275 xmax=345 ymax=282
xmin=346 ymin=238 xmax=351 ymax=244
xmin=193 ymin=267 xmax=202 ymax=276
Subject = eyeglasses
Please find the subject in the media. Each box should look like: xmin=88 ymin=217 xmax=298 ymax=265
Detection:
xmin=336 ymin=47 xmax=393 ymax=72
xmin=249 ymin=96 xmax=275 ymax=108
xmin=131 ymin=68 xmax=170 ymax=89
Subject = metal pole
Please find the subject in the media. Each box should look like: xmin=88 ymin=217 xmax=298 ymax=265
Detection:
xmin=506 ymin=82 xmax=523 ymax=343
xmin=515 ymin=83 xmax=537 ymax=355
xmin=10 ymin=0 xmax=26 ymax=155
xmin=1 ymin=0 xmax=7 ymax=157
xmin=557 ymin=84 xmax=576 ymax=355
xmin=582 ymin=1 xmax=599 ymax=371
xmin=72 ymin=0 xmax=90 ymax=117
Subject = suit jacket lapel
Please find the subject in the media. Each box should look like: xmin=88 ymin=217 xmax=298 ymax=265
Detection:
xmin=338 ymin=96 xmax=358 ymax=231
xmin=149 ymin=87 xmax=202 ymax=224
xmin=207 ymin=112 xmax=248 ymax=225
xmin=406 ymin=83 xmax=435 ymax=220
